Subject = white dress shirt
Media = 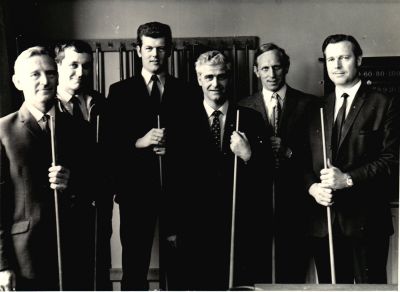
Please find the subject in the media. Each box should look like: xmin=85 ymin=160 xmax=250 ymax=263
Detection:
xmin=262 ymin=84 xmax=287 ymax=125
xmin=334 ymin=80 xmax=362 ymax=121
xmin=25 ymin=101 xmax=55 ymax=130
xmin=141 ymin=68 xmax=166 ymax=98
xmin=57 ymin=87 xmax=93 ymax=121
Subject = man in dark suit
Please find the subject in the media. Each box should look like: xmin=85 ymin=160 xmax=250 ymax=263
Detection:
xmin=304 ymin=34 xmax=399 ymax=283
xmin=55 ymin=40 xmax=112 ymax=290
xmin=103 ymin=22 xmax=187 ymax=290
xmin=0 ymin=46 xmax=96 ymax=290
xmin=168 ymin=50 xmax=272 ymax=290
xmin=239 ymin=43 xmax=315 ymax=283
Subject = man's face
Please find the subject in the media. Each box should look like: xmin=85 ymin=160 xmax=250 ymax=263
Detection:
xmin=325 ymin=41 xmax=362 ymax=88
xmin=57 ymin=47 xmax=92 ymax=94
xmin=137 ymin=36 xmax=169 ymax=74
xmin=254 ymin=49 xmax=287 ymax=92
xmin=13 ymin=55 xmax=58 ymax=110
xmin=197 ymin=64 xmax=229 ymax=107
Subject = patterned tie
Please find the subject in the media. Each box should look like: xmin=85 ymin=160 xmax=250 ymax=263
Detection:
xmin=41 ymin=114 xmax=50 ymax=133
xmin=211 ymin=110 xmax=222 ymax=150
xmin=332 ymin=93 xmax=349 ymax=160
xmin=151 ymin=75 xmax=161 ymax=111
xmin=272 ymin=92 xmax=282 ymax=136
xmin=71 ymin=96 xmax=84 ymax=121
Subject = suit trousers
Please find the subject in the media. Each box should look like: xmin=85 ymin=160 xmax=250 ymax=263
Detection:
xmin=119 ymin=200 xmax=157 ymax=290
xmin=311 ymin=220 xmax=390 ymax=284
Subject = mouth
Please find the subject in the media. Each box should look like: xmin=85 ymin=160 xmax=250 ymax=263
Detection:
xmin=333 ymin=72 xmax=345 ymax=77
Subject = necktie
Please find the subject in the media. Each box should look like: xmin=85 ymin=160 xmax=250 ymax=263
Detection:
xmin=272 ymin=92 xmax=282 ymax=136
xmin=71 ymin=96 xmax=84 ymax=121
xmin=41 ymin=114 xmax=50 ymax=133
xmin=150 ymin=75 xmax=161 ymax=111
xmin=332 ymin=93 xmax=349 ymax=159
xmin=211 ymin=110 xmax=222 ymax=150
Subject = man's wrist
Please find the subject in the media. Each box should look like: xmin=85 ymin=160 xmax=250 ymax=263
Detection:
xmin=345 ymin=173 xmax=353 ymax=188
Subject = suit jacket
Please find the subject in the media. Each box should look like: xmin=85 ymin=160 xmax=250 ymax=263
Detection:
xmin=168 ymin=97 xmax=272 ymax=289
xmin=239 ymin=86 xmax=315 ymax=233
xmin=304 ymin=84 xmax=399 ymax=238
xmin=0 ymin=103 xmax=96 ymax=289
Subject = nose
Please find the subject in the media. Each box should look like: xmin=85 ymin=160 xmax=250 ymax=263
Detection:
xmin=268 ymin=68 xmax=276 ymax=78
xmin=75 ymin=65 xmax=83 ymax=76
xmin=39 ymin=72 xmax=49 ymax=85
xmin=334 ymin=59 xmax=342 ymax=69
xmin=150 ymin=48 xmax=158 ymax=57
xmin=211 ymin=77 xmax=218 ymax=87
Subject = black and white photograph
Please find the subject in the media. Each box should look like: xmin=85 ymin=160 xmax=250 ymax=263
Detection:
xmin=0 ymin=0 xmax=399 ymax=291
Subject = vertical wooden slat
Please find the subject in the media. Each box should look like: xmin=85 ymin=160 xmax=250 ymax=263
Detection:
xmin=119 ymin=45 xmax=124 ymax=81
xmin=232 ymin=43 xmax=237 ymax=101
xmin=95 ymin=45 xmax=101 ymax=92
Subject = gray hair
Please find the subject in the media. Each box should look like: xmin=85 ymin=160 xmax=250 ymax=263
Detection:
xmin=14 ymin=46 xmax=54 ymax=75
xmin=195 ymin=50 xmax=231 ymax=75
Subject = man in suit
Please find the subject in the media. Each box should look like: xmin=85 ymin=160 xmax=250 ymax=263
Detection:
xmin=305 ymin=34 xmax=399 ymax=283
xmin=103 ymin=21 xmax=187 ymax=290
xmin=168 ymin=50 xmax=272 ymax=290
xmin=55 ymin=40 xmax=112 ymax=290
xmin=239 ymin=43 xmax=315 ymax=283
xmin=0 ymin=46 xmax=96 ymax=290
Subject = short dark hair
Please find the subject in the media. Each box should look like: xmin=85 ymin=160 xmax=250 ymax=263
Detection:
xmin=54 ymin=40 xmax=93 ymax=64
xmin=322 ymin=34 xmax=363 ymax=58
xmin=254 ymin=43 xmax=290 ymax=71
xmin=136 ymin=22 xmax=172 ymax=48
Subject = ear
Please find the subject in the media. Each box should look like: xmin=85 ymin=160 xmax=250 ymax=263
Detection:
xmin=356 ymin=55 xmax=362 ymax=67
xmin=136 ymin=45 xmax=142 ymax=58
xmin=196 ymin=72 xmax=203 ymax=86
xmin=253 ymin=66 xmax=260 ymax=78
xmin=12 ymin=74 xmax=23 ymax=91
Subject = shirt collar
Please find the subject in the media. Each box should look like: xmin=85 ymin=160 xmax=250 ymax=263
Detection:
xmin=335 ymin=80 xmax=362 ymax=99
xmin=57 ymin=86 xmax=77 ymax=103
xmin=25 ymin=101 xmax=56 ymax=122
xmin=141 ymin=68 xmax=166 ymax=87
xmin=262 ymin=84 xmax=287 ymax=102
xmin=203 ymin=99 xmax=229 ymax=118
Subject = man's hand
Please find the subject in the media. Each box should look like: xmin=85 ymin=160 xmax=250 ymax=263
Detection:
xmin=320 ymin=160 xmax=348 ymax=190
xmin=135 ymin=128 xmax=166 ymax=149
xmin=48 ymin=165 xmax=70 ymax=191
xmin=230 ymin=131 xmax=251 ymax=162
xmin=0 ymin=269 xmax=16 ymax=291
xmin=309 ymin=183 xmax=333 ymax=206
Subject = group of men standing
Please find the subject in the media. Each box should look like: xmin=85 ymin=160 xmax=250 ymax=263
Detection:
xmin=0 ymin=20 xmax=398 ymax=291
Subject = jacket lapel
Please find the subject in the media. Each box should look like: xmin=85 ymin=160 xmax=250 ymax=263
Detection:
xmin=324 ymin=93 xmax=335 ymax=161
xmin=222 ymin=104 xmax=237 ymax=152
xmin=253 ymin=92 xmax=268 ymax=124
xmin=279 ymin=86 xmax=296 ymax=135
xmin=19 ymin=103 xmax=43 ymax=138
xmin=338 ymin=85 xmax=366 ymax=149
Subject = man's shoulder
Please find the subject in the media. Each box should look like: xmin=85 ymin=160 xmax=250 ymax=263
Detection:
xmin=109 ymin=76 xmax=143 ymax=90
xmin=0 ymin=111 xmax=20 ymax=137
xmin=287 ymin=86 xmax=318 ymax=101
xmin=238 ymin=91 xmax=262 ymax=107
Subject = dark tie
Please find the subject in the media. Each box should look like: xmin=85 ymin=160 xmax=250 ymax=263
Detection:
xmin=272 ymin=92 xmax=282 ymax=136
xmin=150 ymin=75 xmax=161 ymax=111
xmin=332 ymin=93 xmax=349 ymax=159
xmin=41 ymin=114 xmax=50 ymax=133
xmin=211 ymin=110 xmax=222 ymax=150
xmin=71 ymin=96 xmax=84 ymax=121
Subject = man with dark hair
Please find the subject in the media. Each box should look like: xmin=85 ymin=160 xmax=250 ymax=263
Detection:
xmin=0 ymin=46 xmax=96 ymax=290
xmin=54 ymin=40 xmax=113 ymax=290
xmin=168 ymin=50 xmax=272 ymax=290
xmin=103 ymin=21 xmax=187 ymax=290
xmin=239 ymin=42 xmax=315 ymax=283
xmin=305 ymin=34 xmax=399 ymax=283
